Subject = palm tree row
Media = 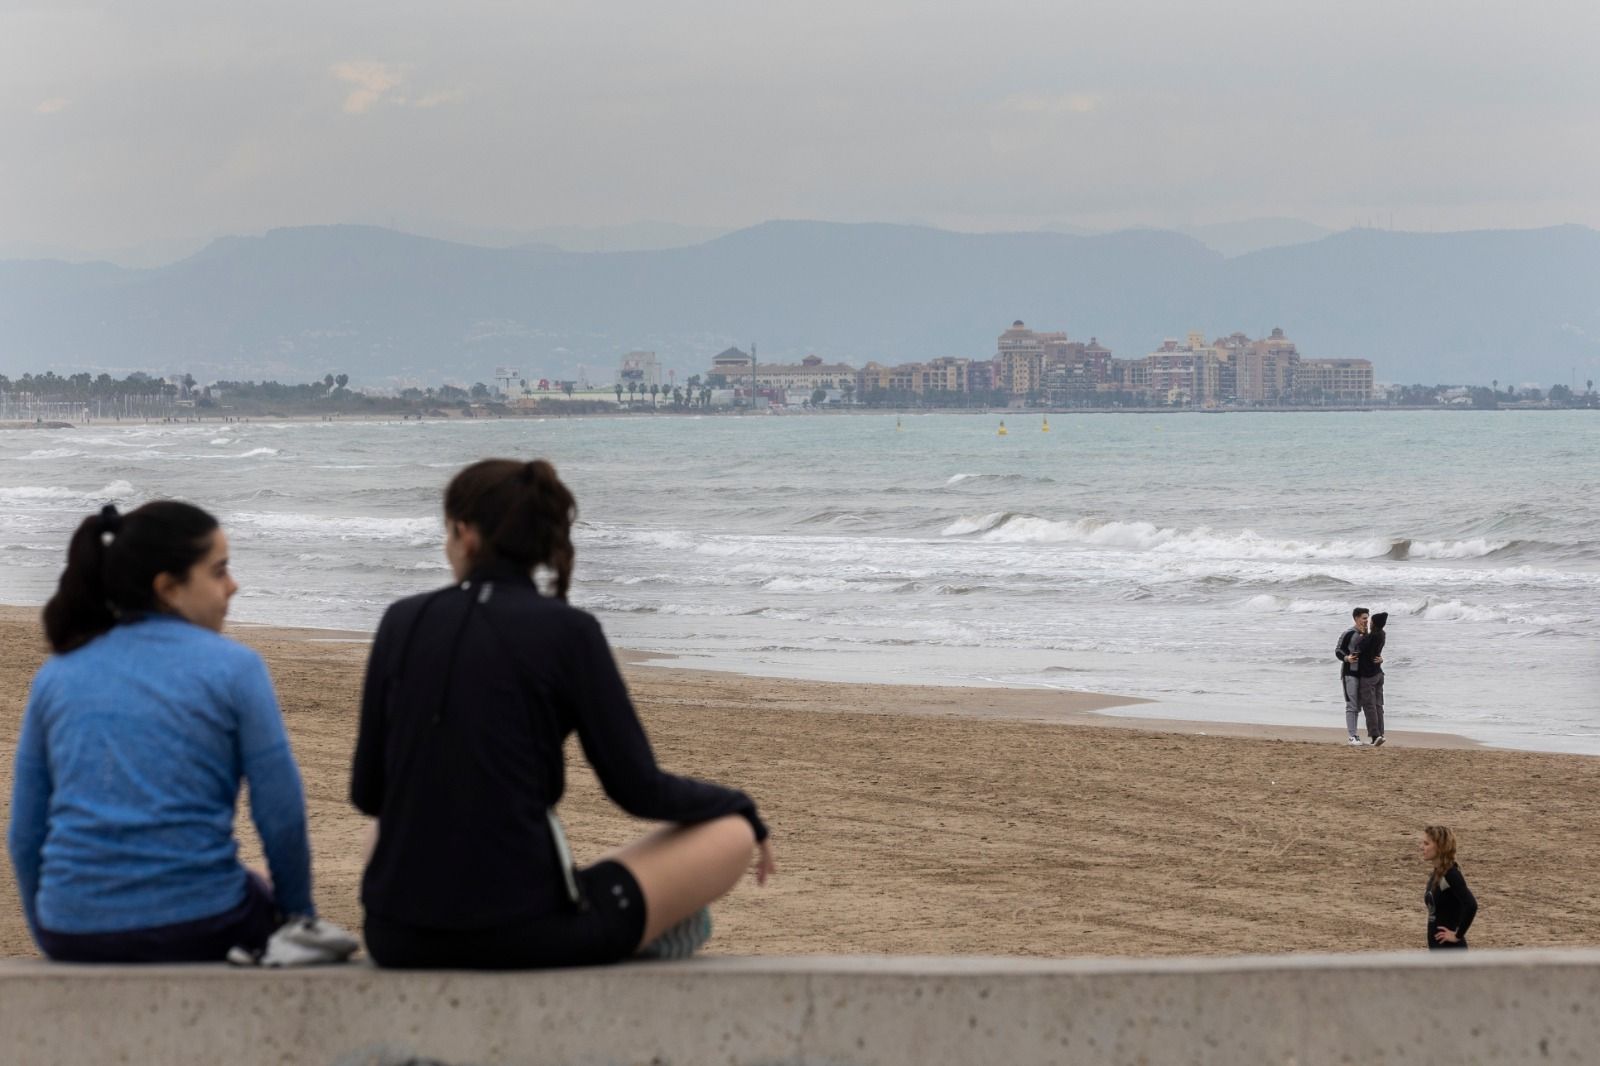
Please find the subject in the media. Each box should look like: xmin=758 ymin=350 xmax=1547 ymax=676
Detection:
xmin=610 ymin=380 xmax=717 ymax=409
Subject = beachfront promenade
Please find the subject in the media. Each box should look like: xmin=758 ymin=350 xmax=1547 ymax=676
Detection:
xmin=4 ymin=949 xmax=1597 ymax=1065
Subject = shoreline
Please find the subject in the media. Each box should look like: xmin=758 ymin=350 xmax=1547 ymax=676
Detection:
xmin=177 ymin=611 xmax=1485 ymax=752
xmin=5 ymin=604 xmax=1600 ymax=960
xmin=4 ymin=405 xmax=1592 ymax=431
xmin=614 ymin=648 xmax=1484 ymax=751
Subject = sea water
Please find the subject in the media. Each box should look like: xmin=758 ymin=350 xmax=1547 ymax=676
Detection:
xmin=1 ymin=411 xmax=1595 ymax=752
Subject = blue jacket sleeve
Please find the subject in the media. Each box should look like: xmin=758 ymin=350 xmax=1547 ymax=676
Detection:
xmin=7 ymin=674 xmax=53 ymax=943
xmin=233 ymin=652 xmax=315 ymax=917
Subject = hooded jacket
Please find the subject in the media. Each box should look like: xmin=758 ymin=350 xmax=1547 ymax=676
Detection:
xmin=1354 ymin=612 xmax=1388 ymax=679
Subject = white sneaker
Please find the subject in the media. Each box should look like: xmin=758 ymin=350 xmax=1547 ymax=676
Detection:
xmin=228 ymin=917 xmax=360 ymax=968
xmin=1347 ymin=736 xmax=1364 ymax=746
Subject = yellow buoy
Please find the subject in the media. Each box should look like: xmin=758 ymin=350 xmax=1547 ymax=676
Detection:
xmin=1042 ymin=416 xmax=1050 ymax=432
xmin=997 ymin=420 xmax=1008 ymax=437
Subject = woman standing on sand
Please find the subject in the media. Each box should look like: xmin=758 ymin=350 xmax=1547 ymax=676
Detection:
xmin=7 ymin=502 xmax=317 ymax=962
xmin=1422 ymin=825 xmax=1477 ymax=950
xmin=352 ymin=458 xmax=774 ymax=969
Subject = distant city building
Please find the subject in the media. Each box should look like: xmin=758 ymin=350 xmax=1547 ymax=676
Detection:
xmin=617 ymin=350 xmax=661 ymax=389
xmin=996 ymin=320 xmax=1052 ymax=396
xmin=754 ymin=354 xmax=855 ymax=393
xmin=917 ymin=357 xmax=974 ymax=395
xmin=967 ymin=358 xmax=997 ymax=395
xmin=656 ymin=321 xmax=1373 ymax=409
xmin=1297 ymin=358 xmax=1374 ymax=404
xmin=493 ymin=366 xmax=523 ymax=396
xmin=1235 ymin=327 xmax=1299 ymax=404
xmin=705 ymin=346 xmax=754 ymax=388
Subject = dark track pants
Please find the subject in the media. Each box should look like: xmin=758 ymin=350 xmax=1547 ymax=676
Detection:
xmin=1358 ymin=674 xmax=1385 ymax=739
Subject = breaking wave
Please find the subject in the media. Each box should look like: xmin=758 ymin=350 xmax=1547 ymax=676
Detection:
xmin=945 ymin=472 xmax=1054 ymax=487
xmin=1244 ymin=594 xmax=1584 ymax=628
xmin=942 ymin=512 xmax=1513 ymax=563
xmin=0 ymin=480 xmax=137 ymax=505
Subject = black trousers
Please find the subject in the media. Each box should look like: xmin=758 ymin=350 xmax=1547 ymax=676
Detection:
xmin=1358 ymin=673 xmax=1385 ymax=737
xmin=364 ymin=860 xmax=647 ymax=970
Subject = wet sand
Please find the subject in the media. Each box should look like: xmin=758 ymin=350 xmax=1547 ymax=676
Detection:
xmin=3 ymin=606 xmax=1598 ymax=959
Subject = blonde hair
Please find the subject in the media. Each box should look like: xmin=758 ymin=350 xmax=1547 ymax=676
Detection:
xmin=1424 ymin=825 xmax=1458 ymax=889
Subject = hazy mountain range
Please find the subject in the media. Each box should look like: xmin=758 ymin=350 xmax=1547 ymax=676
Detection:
xmin=1 ymin=221 xmax=1596 ymax=387
xmin=0 ymin=216 xmax=1333 ymax=267
xmin=1037 ymin=217 xmax=1334 ymax=258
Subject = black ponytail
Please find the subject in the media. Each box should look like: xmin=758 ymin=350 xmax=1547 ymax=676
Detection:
xmin=443 ymin=458 xmax=577 ymax=599
xmin=42 ymin=500 xmax=220 ymax=653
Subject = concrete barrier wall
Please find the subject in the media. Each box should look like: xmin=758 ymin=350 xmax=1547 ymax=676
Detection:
xmin=2 ymin=950 xmax=1598 ymax=1065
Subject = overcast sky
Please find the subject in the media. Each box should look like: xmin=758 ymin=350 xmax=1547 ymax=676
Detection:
xmin=5 ymin=0 xmax=1599 ymax=261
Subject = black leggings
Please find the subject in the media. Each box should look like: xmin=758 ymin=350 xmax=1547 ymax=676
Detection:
xmin=364 ymin=860 xmax=648 ymax=970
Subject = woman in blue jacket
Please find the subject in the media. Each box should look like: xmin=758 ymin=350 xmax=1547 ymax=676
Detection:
xmin=8 ymin=501 xmax=316 ymax=962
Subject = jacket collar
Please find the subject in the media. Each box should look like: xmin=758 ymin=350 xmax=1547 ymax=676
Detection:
xmin=464 ymin=560 xmax=536 ymax=587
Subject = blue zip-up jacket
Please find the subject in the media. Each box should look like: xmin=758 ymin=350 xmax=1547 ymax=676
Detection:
xmin=7 ymin=614 xmax=313 ymax=938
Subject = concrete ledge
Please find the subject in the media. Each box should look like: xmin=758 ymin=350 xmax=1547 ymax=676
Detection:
xmin=3 ymin=949 xmax=1599 ymax=1065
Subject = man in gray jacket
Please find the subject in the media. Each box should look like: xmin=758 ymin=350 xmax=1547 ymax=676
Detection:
xmin=1334 ymin=608 xmax=1370 ymax=746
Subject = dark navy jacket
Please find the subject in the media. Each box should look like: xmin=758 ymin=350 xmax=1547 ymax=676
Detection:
xmin=352 ymin=563 xmax=765 ymax=930
xmin=1354 ymin=612 xmax=1388 ymax=679
xmin=1426 ymin=864 xmax=1477 ymax=949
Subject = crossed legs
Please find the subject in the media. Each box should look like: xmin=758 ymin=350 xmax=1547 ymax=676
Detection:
xmin=607 ymin=815 xmax=757 ymax=948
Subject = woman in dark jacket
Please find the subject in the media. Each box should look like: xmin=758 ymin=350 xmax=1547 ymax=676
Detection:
xmin=351 ymin=459 xmax=774 ymax=969
xmin=1421 ymin=825 xmax=1476 ymax=950
xmin=1352 ymin=611 xmax=1387 ymax=745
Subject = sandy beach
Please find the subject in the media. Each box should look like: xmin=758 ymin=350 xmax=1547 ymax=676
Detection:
xmin=2 ymin=603 xmax=1598 ymax=960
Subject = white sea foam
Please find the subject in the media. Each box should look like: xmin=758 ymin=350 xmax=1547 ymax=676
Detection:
xmin=1415 ymin=600 xmax=1502 ymax=623
xmin=0 ymin=479 xmax=136 ymax=504
xmin=1406 ymin=537 xmax=1511 ymax=559
xmin=942 ymin=511 xmax=1508 ymax=564
xmin=16 ymin=448 xmax=83 ymax=461
xmin=575 ymin=593 xmax=756 ymax=618
xmin=178 ymin=446 xmax=279 ymax=459
xmin=227 ymin=511 xmax=439 ymax=546
xmin=944 ymin=472 xmax=1042 ymax=487
xmin=1243 ymin=593 xmax=1584 ymax=628
xmin=760 ymin=575 xmax=908 ymax=593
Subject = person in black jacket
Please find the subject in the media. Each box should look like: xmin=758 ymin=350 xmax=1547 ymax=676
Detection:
xmin=351 ymin=458 xmax=774 ymax=969
xmin=1421 ymin=825 xmax=1476 ymax=950
xmin=1354 ymin=611 xmax=1388 ymax=746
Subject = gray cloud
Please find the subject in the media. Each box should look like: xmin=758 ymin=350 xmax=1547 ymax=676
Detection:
xmin=2 ymin=0 xmax=1597 ymax=261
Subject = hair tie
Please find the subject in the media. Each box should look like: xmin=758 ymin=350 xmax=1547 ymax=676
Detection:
xmin=98 ymin=504 xmax=122 ymax=536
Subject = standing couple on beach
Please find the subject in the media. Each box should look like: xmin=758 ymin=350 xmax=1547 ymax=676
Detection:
xmin=1336 ymin=607 xmax=1387 ymax=746
xmin=7 ymin=458 xmax=773 ymax=968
